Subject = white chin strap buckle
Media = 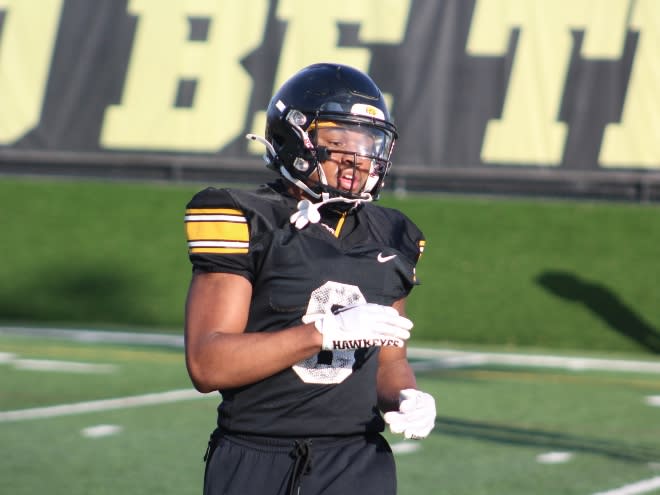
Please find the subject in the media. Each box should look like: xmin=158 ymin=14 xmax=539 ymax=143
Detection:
xmin=290 ymin=199 xmax=321 ymax=229
xmin=289 ymin=194 xmax=373 ymax=230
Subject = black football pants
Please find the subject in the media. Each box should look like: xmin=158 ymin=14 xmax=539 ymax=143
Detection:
xmin=203 ymin=430 xmax=397 ymax=495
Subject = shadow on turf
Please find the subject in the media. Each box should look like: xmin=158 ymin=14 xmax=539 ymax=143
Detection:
xmin=435 ymin=416 xmax=660 ymax=463
xmin=536 ymin=270 xmax=660 ymax=354
xmin=0 ymin=266 xmax=155 ymax=326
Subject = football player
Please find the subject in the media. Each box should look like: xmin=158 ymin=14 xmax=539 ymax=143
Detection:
xmin=184 ymin=63 xmax=436 ymax=495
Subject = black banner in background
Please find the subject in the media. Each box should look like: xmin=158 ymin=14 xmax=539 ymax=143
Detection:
xmin=0 ymin=0 xmax=659 ymax=186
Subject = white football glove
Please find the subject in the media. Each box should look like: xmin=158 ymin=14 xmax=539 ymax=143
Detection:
xmin=309 ymin=303 xmax=413 ymax=351
xmin=383 ymin=389 xmax=436 ymax=439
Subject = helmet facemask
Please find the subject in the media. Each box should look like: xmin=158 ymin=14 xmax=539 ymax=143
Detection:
xmin=269 ymin=109 xmax=395 ymax=201
xmin=307 ymin=119 xmax=394 ymax=200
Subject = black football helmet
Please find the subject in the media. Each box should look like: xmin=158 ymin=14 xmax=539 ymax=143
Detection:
xmin=259 ymin=63 xmax=397 ymax=201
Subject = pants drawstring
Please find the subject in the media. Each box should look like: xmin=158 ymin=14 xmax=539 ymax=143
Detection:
xmin=288 ymin=439 xmax=313 ymax=495
xmin=202 ymin=427 xmax=222 ymax=488
xmin=203 ymin=428 xmax=222 ymax=463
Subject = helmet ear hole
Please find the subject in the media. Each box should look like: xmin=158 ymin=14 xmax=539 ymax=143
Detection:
xmin=264 ymin=63 xmax=397 ymax=200
xmin=293 ymin=157 xmax=310 ymax=172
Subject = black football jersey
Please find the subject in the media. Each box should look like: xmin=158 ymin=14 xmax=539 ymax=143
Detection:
xmin=185 ymin=180 xmax=425 ymax=436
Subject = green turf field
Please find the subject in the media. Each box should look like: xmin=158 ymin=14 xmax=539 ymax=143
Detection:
xmin=2 ymin=330 xmax=659 ymax=495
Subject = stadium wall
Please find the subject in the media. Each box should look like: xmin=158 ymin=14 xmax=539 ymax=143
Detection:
xmin=1 ymin=0 xmax=659 ymax=200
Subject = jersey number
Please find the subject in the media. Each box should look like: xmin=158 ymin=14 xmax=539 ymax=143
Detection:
xmin=292 ymin=281 xmax=365 ymax=385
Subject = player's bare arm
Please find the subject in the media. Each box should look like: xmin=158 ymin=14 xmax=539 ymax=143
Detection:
xmin=377 ymin=298 xmax=437 ymax=439
xmin=185 ymin=271 xmax=323 ymax=392
xmin=376 ymin=298 xmax=418 ymax=412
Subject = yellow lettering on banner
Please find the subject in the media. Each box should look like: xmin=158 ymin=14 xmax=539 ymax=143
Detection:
xmin=248 ymin=0 xmax=411 ymax=154
xmin=601 ymin=0 xmax=660 ymax=168
xmin=467 ymin=0 xmax=628 ymax=165
xmin=0 ymin=0 xmax=63 ymax=143
xmin=101 ymin=0 xmax=267 ymax=151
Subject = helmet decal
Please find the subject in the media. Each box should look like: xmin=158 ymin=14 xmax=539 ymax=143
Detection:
xmin=350 ymin=103 xmax=385 ymax=120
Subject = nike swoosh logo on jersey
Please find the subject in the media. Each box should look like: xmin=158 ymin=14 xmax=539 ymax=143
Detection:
xmin=377 ymin=253 xmax=397 ymax=263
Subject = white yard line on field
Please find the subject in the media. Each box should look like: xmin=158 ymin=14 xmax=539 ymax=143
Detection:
xmin=0 ymin=388 xmax=213 ymax=423
xmin=81 ymin=424 xmax=123 ymax=438
xmin=0 ymin=352 xmax=16 ymax=363
xmin=0 ymin=326 xmax=184 ymax=348
xmin=536 ymin=451 xmax=573 ymax=464
xmin=12 ymin=358 xmax=117 ymax=373
xmin=407 ymin=347 xmax=660 ymax=374
xmin=592 ymin=476 xmax=660 ymax=495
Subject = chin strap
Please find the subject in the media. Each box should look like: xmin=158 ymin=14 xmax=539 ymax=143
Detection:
xmin=247 ymin=133 xmax=322 ymax=199
xmin=289 ymin=194 xmax=371 ymax=230
xmin=246 ymin=133 xmax=373 ymax=230
xmin=279 ymin=166 xmax=322 ymax=200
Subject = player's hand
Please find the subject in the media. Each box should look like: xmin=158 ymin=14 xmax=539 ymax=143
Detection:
xmin=383 ymin=389 xmax=436 ymax=439
xmin=309 ymin=303 xmax=412 ymax=351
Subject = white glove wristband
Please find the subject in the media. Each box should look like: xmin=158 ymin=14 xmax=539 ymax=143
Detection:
xmin=312 ymin=303 xmax=412 ymax=351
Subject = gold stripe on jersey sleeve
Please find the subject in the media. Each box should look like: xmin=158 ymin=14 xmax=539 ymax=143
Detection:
xmin=185 ymin=221 xmax=249 ymax=242
xmin=189 ymin=246 xmax=249 ymax=254
xmin=184 ymin=206 xmax=249 ymax=254
xmin=185 ymin=208 xmax=243 ymax=216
